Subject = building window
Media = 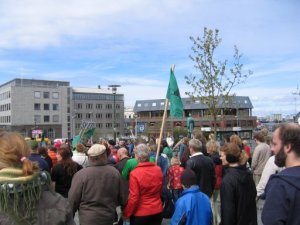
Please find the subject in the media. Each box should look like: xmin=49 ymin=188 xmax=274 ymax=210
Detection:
xmin=86 ymin=113 xmax=92 ymax=119
xmin=44 ymin=115 xmax=50 ymax=122
xmin=43 ymin=92 xmax=50 ymax=99
xmin=77 ymin=103 xmax=82 ymax=109
xmin=106 ymin=104 xmax=112 ymax=109
xmin=34 ymin=91 xmax=41 ymax=98
xmin=86 ymin=103 xmax=93 ymax=109
xmin=106 ymin=113 xmax=112 ymax=119
xmin=34 ymin=103 xmax=41 ymax=110
xmin=152 ymin=102 xmax=157 ymax=106
xmin=160 ymin=102 xmax=164 ymax=106
xmin=44 ymin=104 xmax=50 ymax=110
xmin=96 ymin=113 xmax=102 ymax=119
xmin=76 ymin=113 xmax=82 ymax=119
xmin=137 ymin=103 xmax=142 ymax=107
xmin=34 ymin=115 xmax=41 ymax=123
xmin=53 ymin=115 xmax=59 ymax=122
xmin=52 ymin=104 xmax=59 ymax=111
xmin=97 ymin=123 xmax=103 ymax=128
xmin=106 ymin=123 xmax=112 ymax=128
xmin=116 ymin=104 xmax=120 ymax=109
xmin=96 ymin=104 xmax=102 ymax=109
xmin=144 ymin=103 xmax=148 ymax=107
xmin=52 ymin=92 xmax=59 ymax=99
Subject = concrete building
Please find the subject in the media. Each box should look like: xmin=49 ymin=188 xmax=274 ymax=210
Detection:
xmin=132 ymin=96 xmax=257 ymax=141
xmin=0 ymin=78 xmax=124 ymax=140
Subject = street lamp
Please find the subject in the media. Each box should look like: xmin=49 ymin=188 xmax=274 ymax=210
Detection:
xmin=108 ymin=84 xmax=121 ymax=142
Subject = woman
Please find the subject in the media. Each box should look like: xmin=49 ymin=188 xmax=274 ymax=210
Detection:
xmin=72 ymin=143 xmax=88 ymax=167
xmin=51 ymin=144 xmax=82 ymax=198
xmin=0 ymin=131 xmax=74 ymax=225
xmin=206 ymin=140 xmax=222 ymax=225
xmin=123 ymin=144 xmax=163 ymax=225
xmin=219 ymin=143 xmax=257 ymax=225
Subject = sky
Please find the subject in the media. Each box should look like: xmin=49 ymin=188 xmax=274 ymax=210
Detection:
xmin=0 ymin=0 xmax=299 ymax=117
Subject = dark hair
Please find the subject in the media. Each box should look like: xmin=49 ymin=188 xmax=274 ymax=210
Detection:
xmin=161 ymin=140 xmax=168 ymax=148
xmin=37 ymin=146 xmax=48 ymax=157
xmin=254 ymin=132 xmax=265 ymax=143
xmin=277 ymin=123 xmax=300 ymax=157
xmin=181 ymin=169 xmax=197 ymax=188
xmin=57 ymin=145 xmax=78 ymax=176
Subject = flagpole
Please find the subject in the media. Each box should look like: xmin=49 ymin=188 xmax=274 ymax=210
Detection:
xmin=155 ymin=98 xmax=169 ymax=163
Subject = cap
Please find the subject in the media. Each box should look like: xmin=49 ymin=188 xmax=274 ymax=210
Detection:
xmin=88 ymin=144 xmax=106 ymax=157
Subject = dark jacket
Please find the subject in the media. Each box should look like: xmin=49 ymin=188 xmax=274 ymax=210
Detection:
xmin=29 ymin=153 xmax=50 ymax=172
xmin=68 ymin=163 xmax=125 ymax=225
xmin=262 ymin=166 xmax=300 ymax=225
xmin=186 ymin=153 xmax=215 ymax=198
xmin=220 ymin=166 xmax=257 ymax=225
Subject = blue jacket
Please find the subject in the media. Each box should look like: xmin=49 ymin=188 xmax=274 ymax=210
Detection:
xmin=262 ymin=166 xmax=300 ymax=225
xmin=171 ymin=185 xmax=212 ymax=225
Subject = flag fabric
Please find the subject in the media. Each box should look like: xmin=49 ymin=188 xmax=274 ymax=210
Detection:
xmin=83 ymin=128 xmax=95 ymax=139
xmin=72 ymin=135 xmax=81 ymax=149
xmin=166 ymin=68 xmax=183 ymax=118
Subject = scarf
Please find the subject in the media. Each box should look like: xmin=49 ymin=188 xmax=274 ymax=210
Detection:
xmin=0 ymin=168 xmax=50 ymax=224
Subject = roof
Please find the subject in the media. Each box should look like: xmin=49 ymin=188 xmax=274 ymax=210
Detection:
xmin=72 ymin=87 xmax=122 ymax=94
xmin=133 ymin=96 xmax=254 ymax=112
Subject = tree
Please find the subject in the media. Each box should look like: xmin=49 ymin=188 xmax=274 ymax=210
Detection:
xmin=185 ymin=27 xmax=252 ymax=135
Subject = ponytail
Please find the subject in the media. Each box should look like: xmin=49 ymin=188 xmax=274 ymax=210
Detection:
xmin=21 ymin=158 xmax=39 ymax=176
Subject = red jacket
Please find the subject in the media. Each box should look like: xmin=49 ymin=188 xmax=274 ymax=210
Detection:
xmin=48 ymin=150 xmax=57 ymax=167
xmin=123 ymin=162 xmax=163 ymax=217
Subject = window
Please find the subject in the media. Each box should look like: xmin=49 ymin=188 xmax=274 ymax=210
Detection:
xmin=34 ymin=115 xmax=41 ymax=123
xmin=144 ymin=103 xmax=148 ymax=107
xmin=106 ymin=104 xmax=112 ymax=109
xmin=106 ymin=113 xmax=112 ymax=119
xmin=44 ymin=115 xmax=50 ymax=122
xmin=44 ymin=104 xmax=50 ymax=110
xmin=106 ymin=123 xmax=112 ymax=128
xmin=160 ymin=102 xmax=164 ymax=106
xmin=76 ymin=113 xmax=82 ymax=119
xmin=43 ymin=92 xmax=50 ymax=99
xmin=96 ymin=104 xmax=102 ymax=109
xmin=53 ymin=104 xmax=59 ymax=110
xmin=34 ymin=91 xmax=41 ymax=98
xmin=86 ymin=103 xmax=93 ymax=109
xmin=137 ymin=103 xmax=142 ymax=107
xmin=52 ymin=92 xmax=59 ymax=99
xmin=152 ymin=102 xmax=157 ymax=106
xmin=116 ymin=104 xmax=120 ymax=109
xmin=53 ymin=115 xmax=59 ymax=122
xmin=86 ymin=113 xmax=92 ymax=119
xmin=77 ymin=103 xmax=82 ymax=109
xmin=34 ymin=103 xmax=41 ymax=110
xmin=96 ymin=113 xmax=102 ymax=119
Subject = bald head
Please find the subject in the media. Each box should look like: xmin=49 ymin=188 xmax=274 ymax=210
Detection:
xmin=117 ymin=147 xmax=129 ymax=160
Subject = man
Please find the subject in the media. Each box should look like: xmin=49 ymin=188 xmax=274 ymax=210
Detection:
xmin=115 ymin=147 xmax=130 ymax=173
xmin=171 ymin=169 xmax=212 ymax=225
xmin=251 ymin=132 xmax=272 ymax=185
xmin=186 ymin=139 xmax=215 ymax=198
xmin=262 ymin=123 xmax=300 ymax=225
xmin=28 ymin=140 xmax=50 ymax=172
xmin=68 ymin=144 xmax=125 ymax=225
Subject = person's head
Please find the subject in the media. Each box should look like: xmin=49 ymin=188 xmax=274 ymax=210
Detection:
xmin=108 ymin=140 xmax=116 ymax=149
xmin=134 ymin=144 xmax=150 ymax=162
xmin=171 ymin=156 xmax=180 ymax=166
xmin=76 ymin=143 xmax=86 ymax=153
xmin=260 ymin=127 xmax=269 ymax=137
xmin=49 ymin=146 xmax=57 ymax=153
xmin=161 ymin=139 xmax=168 ymax=148
xmin=192 ymin=130 xmax=207 ymax=144
xmin=254 ymin=132 xmax=265 ymax=143
xmin=117 ymin=147 xmax=128 ymax=160
xmin=206 ymin=140 xmax=220 ymax=155
xmin=272 ymin=123 xmax=300 ymax=167
xmin=181 ymin=169 xmax=197 ymax=189
xmin=37 ymin=146 xmax=48 ymax=157
xmin=223 ymin=134 xmax=231 ymax=144
xmin=56 ymin=145 xmax=72 ymax=162
xmin=28 ymin=140 xmax=39 ymax=153
xmin=0 ymin=132 xmax=38 ymax=175
xmin=230 ymin=134 xmax=242 ymax=147
xmin=220 ymin=143 xmax=248 ymax=166
xmin=118 ymin=139 xmax=126 ymax=147
xmin=208 ymin=133 xmax=215 ymax=141
xmin=87 ymin=144 xmax=108 ymax=164
xmin=242 ymin=140 xmax=249 ymax=146
xmin=182 ymin=137 xmax=189 ymax=145
xmin=189 ymin=139 xmax=202 ymax=154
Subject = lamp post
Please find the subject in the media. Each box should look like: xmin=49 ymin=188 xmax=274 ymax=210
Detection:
xmin=108 ymin=85 xmax=121 ymax=142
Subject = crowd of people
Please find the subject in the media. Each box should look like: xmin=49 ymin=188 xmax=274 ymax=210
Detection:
xmin=0 ymin=123 xmax=300 ymax=225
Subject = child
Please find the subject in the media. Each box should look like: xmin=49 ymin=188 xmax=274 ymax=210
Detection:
xmin=167 ymin=157 xmax=184 ymax=202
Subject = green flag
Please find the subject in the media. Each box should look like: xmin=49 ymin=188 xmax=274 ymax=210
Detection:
xmin=166 ymin=68 xmax=183 ymax=118
xmin=72 ymin=135 xmax=81 ymax=149
xmin=84 ymin=128 xmax=95 ymax=139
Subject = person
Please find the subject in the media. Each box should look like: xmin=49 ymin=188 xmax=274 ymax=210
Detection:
xmin=262 ymin=123 xmax=300 ymax=225
xmin=48 ymin=145 xmax=58 ymax=167
xmin=123 ymin=144 xmax=163 ymax=225
xmin=68 ymin=144 xmax=125 ymax=225
xmin=187 ymin=113 xmax=194 ymax=138
xmin=162 ymin=139 xmax=173 ymax=161
xmin=170 ymin=169 xmax=212 ymax=225
xmin=167 ymin=157 xmax=184 ymax=202
xmin=166 ymin=132 xmax=174 ymax=148
xmin=206 ymin=139 xmax=222 ymax=225
xmin=72 ymin=143 xmax=88 ymax=167
xmin=38 ymin=146 xmax=53 ymax=170
xmin=256 ymin=155 xmax=284 ymax=199
xmin=108 ymin=139 xmax=119 ymax=164
xmin=114 ymin=147 xmax=130 ymax=173
xmin=185 ymin=139 xmax=215 ymax=198
xmin=0 ymin=131 xmax=75 ymax=225
xmin=242 ymin=140 xmax=252 ymax=166
xmin=219 ymin=143 xmax=257 ymax=225
xmin=178 ymin=137 xmax=190 ymax=168
xmin=251 ymin=132 xmax=272 ymax=185
xmin=51 ymin=145 xmax=82 ymax=198
xmin=28 ymin=140 xmax=50 ymax=172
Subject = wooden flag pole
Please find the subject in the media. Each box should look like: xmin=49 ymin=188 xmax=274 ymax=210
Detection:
xmin=155 ymin=98 xmax=169 ymax=164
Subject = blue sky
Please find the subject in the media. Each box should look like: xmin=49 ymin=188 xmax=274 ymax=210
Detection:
xmin=0 ymin=0 xmax=299 ymax=117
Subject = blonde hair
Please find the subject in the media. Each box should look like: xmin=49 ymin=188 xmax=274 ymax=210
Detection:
xmin=171 ymin=157 xmax=180 ymax=166
xmin=206 ymin=140 xmax=220 ymax=154
xmin=230 ymin=134 xmax=242 ymax=146
xmin=76 ymin=143 xmax=86 ymax=153
xmin=0 ymin=132 xmax=38 ymax=175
